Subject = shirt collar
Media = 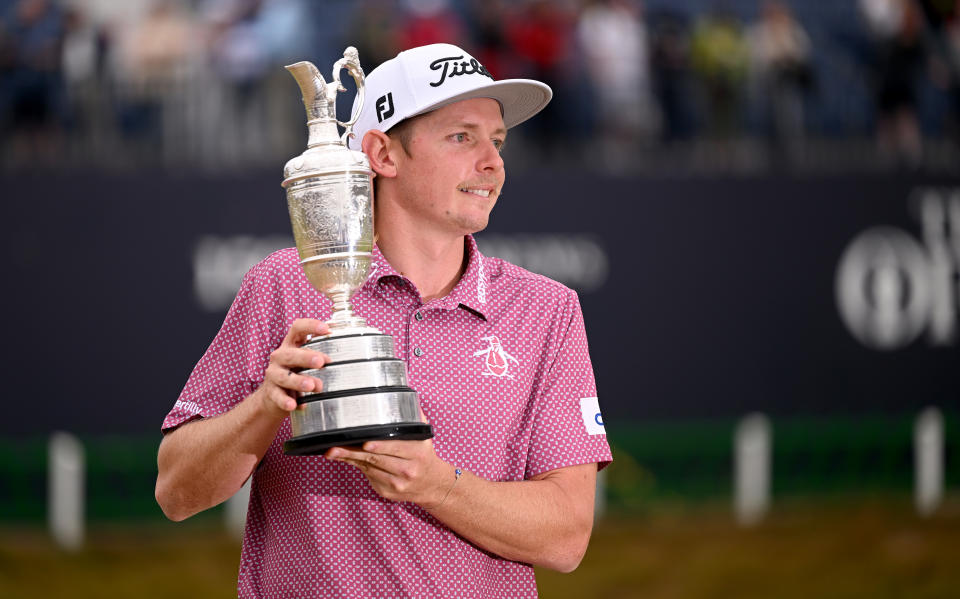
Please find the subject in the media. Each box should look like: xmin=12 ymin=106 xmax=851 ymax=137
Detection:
xmin=366 ymin=235 xmax=490 ymax=319
xmin=367 ymin=243 xmax=401 ymax=283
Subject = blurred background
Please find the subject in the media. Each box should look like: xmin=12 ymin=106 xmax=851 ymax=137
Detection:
xmin=1 ymin=0 xmax=958 ymax=597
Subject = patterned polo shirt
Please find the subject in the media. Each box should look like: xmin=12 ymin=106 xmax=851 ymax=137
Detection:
xmin=163 ymin=235 xmax=612 ymax=598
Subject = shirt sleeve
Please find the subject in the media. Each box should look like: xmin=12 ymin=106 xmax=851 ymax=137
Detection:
xmin=524 ymin=289 xmax=612 ymax=478
xmin=161 ymin=259 xmax=287 ymax=433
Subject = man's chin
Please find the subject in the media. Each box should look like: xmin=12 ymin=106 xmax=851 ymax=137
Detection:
xmin=462 ymin=218 xmax=490 ymax=236
xmin=448 ymin=212 xmax=491 ymax=236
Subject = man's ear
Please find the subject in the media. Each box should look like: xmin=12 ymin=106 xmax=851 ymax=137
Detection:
xmin=362 ymin=130 xmax=398 ymax=179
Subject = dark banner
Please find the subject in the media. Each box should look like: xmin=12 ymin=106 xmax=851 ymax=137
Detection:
xmin=3 ymin=171 xmax=957 ymax=435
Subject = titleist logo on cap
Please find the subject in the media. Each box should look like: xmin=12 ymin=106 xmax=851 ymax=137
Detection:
xmin=428 ymin=55 xmax=494 ymax=88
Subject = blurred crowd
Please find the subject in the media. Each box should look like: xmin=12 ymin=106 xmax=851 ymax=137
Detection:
xmin=1 ymin=0 xmax=959 ymax=173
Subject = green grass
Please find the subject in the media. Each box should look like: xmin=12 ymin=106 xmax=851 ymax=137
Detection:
xmin=1 ymin=495 xmax=958 ymax=599
xmin=538 ymin=495 xmax=960 ymax=599
xmin=0 ymin=516 xmax=239 ymax=599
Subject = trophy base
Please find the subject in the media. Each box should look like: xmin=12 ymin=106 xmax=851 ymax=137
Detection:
xmin=288 ymin=328 xmax=431 ymax=458
xmin=282 ymin=422 xmax=434 ymax=455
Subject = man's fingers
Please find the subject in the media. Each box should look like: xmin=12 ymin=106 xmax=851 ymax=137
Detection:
xmin=326 ymin=446 xmax=405 ymax=474
xmin=264 ymin=386 xmax=298 ymax=412
xmin=325 ymin=446 xmax=376 ymax=463
xmin=266 ymin=363 xmax=323 ymax=394
xmin=271 ymin=346 xmax=329 ymax=370
xmin=361 ymin=439 xmax=427 ymax=459
xmin=327 ymin=442 xmax=432 ymax=471
xmin=291 ymin=372 xmax=322 ymax=393
xmin=285 ymin=319 xmax=329 ymax=345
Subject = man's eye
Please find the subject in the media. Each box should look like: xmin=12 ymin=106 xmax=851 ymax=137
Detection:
xmin=493 ymin=139 xmax=505 ymax=151
xmin=453 ymin=133 xmax=467 ymax=143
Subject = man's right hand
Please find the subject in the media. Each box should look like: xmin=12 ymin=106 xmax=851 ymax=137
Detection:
xmin=256 ymin=318 xmax=331 ymax=415
xmin=157 ymin=318 xmax=332 ymax=521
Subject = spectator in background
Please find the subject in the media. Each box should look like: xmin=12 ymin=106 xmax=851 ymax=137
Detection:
xmin=202 ymin=0 xmax=271 ymax=163
xmin=650 ymin=9 xmax=694 ymax=143
xmin=0 ymin=0 xmax=65 ymax=165
xmin=255 ymin=0 xmax=312 ymax=65
xmin=397 ymin=0 xmax=465 ymax=51
xmin=917 ymin=0 xmax=960 ymax=144
xmin=122 ymin=1 xmax=194 ymax=79
xmin=60 ymin=4 xmax=109 ymax=161
xmin=112 ymin=0 xmax=195 ymax=161
xmin=576 ymin=0 xmax=658 ymax=171
xmin=349 ymin=0 xmax=465 ymax=103
xmin=948 ymin=1 xmax=960 ymax=139
xmin=467 ymin=0 xmax=510 ymax=79
xmin=859 ymin=0 xmax=925 ymax=166
xmin=689 ymin=6 xmax=750 ymax=139
xmin=349 ymin=0 xmax=401 ymax=72
xmin=506 ymin=0 xmax=579 ymax=159
xmin=199 ymin=0 xmax=313 ymax=165
xmin=246 ymin=0 xmax=314 ymax=163
xmin=748 ymin=0 xmax=813 ymax=166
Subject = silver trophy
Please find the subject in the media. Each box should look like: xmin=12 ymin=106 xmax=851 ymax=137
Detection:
xmin=281 ymin=48 xmax=433 ymax=455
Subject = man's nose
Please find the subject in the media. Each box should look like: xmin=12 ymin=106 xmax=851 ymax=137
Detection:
xmin=477 ymin=139 xmax=505 ymax=173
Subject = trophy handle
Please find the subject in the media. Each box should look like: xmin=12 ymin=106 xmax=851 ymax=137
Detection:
xmin=332 ymin=47 xmax=366 ymax=145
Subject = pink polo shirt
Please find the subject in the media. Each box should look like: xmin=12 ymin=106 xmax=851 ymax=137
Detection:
xmin=163 ymin=235 xmax=612 ymax=598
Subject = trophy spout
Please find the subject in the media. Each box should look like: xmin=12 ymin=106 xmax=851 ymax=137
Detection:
xmin=286 ymin=61 xmax=338 ymax=148
xmin=286 ymin=61 xmax=331 ymax=121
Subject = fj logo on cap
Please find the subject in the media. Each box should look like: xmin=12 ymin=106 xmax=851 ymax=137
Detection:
xmin=376 ymin=92 xmax=395 ymax=123
xmin=429 ymin=55 xmax=494 ymax=88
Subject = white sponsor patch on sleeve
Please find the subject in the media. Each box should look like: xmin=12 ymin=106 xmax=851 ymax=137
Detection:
xmin=173 ymin=400 xmax=202 ymax=415
xmin=579 ymin=397 xmax=605 ymax=436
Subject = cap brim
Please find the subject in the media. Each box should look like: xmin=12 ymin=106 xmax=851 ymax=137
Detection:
xmin=408 ymin=78 xmax=552 ymax=130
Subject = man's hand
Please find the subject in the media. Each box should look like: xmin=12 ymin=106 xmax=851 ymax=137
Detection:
xmin=325 ymin=439 xmax=454 ymax=508
xmin=325 ymin=438 xmax=597 ymax=571
xmin=157 ymin=318 xmax=333 ymax=521
xmin=255 ymin=318 xmax=331 ymax=415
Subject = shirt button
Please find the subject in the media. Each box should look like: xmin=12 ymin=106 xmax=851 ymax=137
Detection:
xmin=414 ymin=311 xmax=424 ymax=321
xmin=413 ymin=347 xmax=424 ymax=357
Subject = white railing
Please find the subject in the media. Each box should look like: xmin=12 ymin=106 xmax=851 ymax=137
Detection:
xmin=43 ymin=407 xmax=948 ymax=549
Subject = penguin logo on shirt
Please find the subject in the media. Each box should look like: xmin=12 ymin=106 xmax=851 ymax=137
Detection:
xmin=473 ymin=335 xmax=519 ymax=378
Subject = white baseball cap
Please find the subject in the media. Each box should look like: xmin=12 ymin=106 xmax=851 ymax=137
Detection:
xmin=346 ymin=43 xmax=552 ymax=151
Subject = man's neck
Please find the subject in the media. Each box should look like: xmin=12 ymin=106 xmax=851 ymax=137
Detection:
xmin=376 ymin=227 xmax=468 ymax=304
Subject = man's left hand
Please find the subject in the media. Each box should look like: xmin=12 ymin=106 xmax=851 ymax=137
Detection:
xmin=324 ymin=439 xmax=454 ymax=509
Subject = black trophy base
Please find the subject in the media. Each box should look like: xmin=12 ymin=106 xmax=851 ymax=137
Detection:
xmin=283 ymin=423 xmax=434 ymax=456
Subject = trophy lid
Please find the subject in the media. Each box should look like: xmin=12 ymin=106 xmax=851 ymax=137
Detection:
xmin=282 ymin=145 xmax=372 ymax=188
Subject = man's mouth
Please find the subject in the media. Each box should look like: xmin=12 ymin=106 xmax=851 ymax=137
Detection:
xmin=457 ymin=187 xmax=492 ymax=198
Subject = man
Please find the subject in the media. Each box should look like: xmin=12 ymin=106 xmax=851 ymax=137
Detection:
xmin=156 ymin=43 xmax=612 ymax=598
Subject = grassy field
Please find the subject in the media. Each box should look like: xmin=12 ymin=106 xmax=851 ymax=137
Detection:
xmin=1 ymin=495 xmax=957 ymax=598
